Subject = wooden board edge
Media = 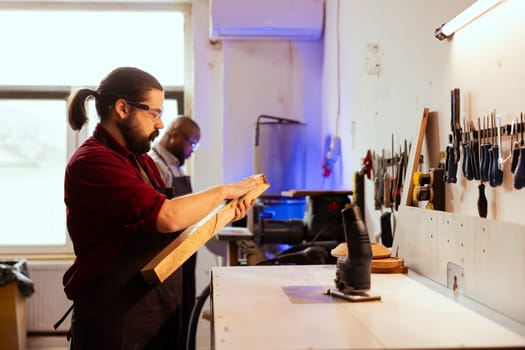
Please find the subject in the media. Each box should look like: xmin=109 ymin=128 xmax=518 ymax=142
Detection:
xmin=141 ymin=174 xmax=270 ymax=284
xmin=372 ymin=265 xmax=408 ymax=274
xmin=401 ymin=108 xmax=429 ymax=208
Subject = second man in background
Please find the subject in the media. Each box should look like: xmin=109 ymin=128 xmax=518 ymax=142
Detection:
xmin=150 ymin=116 xmax=201 ymax=347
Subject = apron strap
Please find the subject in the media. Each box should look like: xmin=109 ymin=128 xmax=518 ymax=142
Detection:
xmin=54 ymin=303 xmax=74 ymax=330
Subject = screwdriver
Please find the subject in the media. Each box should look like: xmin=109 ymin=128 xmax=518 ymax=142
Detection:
xmin=445 ymin=134 xmax=457 ymax=183
xmin=511 ymin=118 xmax=519 ymax=173
xmin=382 ymin=150 xmax=391 ymax=208
xmin=491 ymin=115 xmax=503 ymax=186
xmin=394 ymin=145 xmax=404 ymax=210
xmin=461 ymin=118 xmax=468 ymax=179
xmin=477 ymin=117 xmax=487 ymax=218
xmin=470 ymin=120 xmax=480 ymax=180
xmin=373 ymin=152 xmax=381 ymax=210
xmin=462 ymin=120 xmax=475 ymax=180
xmin=488 ymin=112 xmax=498 ymax=187
xmin=514 ymin=113 xmax=525 ymax=190
xmin=384 ymin=136 xmax=394 ymax=209
xmin=480 ymin=115 xmax=491 ymax=182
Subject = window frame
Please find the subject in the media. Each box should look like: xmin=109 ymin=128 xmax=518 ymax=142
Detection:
xmin=0 ymin=1 xmax=190 ymax=258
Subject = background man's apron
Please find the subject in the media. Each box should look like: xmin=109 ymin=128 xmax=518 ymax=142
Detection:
xmin=165 ymin=176 xmax=196 ymax=350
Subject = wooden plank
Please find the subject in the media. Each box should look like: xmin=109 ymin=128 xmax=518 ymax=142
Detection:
xmin=141 ymin=174 xmax=270 ymax=284
xmin=371 ymin=265 xmax=408 ymax=274
xmin=401 ymin=108 xmax=429 ymax=207
xmin=331 ymin=242 xmax=391 ymax=259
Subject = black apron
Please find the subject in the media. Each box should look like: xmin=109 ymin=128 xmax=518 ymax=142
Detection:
xmin=63 ymin=133 xmax=187 ymax=349
xmin=151 ymin=149 xmax=197 ymax=349
xmin=163 ymin=176 xmax=196 ymax=350
xmin=69 ymin=225 xmax=184 ymax=350
xmin=68 ymin=178 xmax=191 ymax=349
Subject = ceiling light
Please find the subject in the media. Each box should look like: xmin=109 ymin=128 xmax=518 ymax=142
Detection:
xmin=434 ymin=0 xmax=504 ymax=41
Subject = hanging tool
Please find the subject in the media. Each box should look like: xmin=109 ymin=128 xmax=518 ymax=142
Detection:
xmin=413 ymin=185 xmax=434 ymax=209
xmin=511 ymin=118 xmax=519 ymax=173
xmin=381 ymin=135 xmax=396 ymax=246
xmin=444 ymin=134 xmax=458 ymax=183
xmin=478 ymin=182 xmax=488 ymax=217
xmin=393 ymin=144 xmax=404 ymax=211
xmin=461 ymin=117 xmax=468 ymax=179
xmin=469 ymin=119 xmax=480 ymax=180
xmin=360 ymin=149 xmax=373 ymax=180
xmin=403 ymin=108 xmax=429 ymax=207
xmin=445 ymin=89 xmax=461 ymax=183
xmin=488 ymin=112 xmax=496 ymax=187
xmin=412 ymin=167 xmax=445 ymax=211
xmin=480 ymin=115 xmax=491 ymax=182
xmin=452 ymin=89 xmax=462 ymax=168
xmin=373 ymin=152 xmax=381 ymax=210
xmin=489 ymin=112 xmax=503 ymax=187
xmin=383 ymin=149 xmax=392 ymax=208
xmin=379 ymin=149 xmax=386 ymax=207
xmin=477 ymin=117 xmax=487 ymax=218
xmin=462 ymin=118 xmax=475 ymax=181
xmin=514 ymin=113 xmax=525 ymax=190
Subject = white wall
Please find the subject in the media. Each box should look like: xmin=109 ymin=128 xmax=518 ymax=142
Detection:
xmin=322 ymin=0 xmax=525 ymax=236
xmin=187 ymin=1 xmax=525 ymax=342
xmin=191 ymin=1 xmax=323 ymax=194
xmin=190 ymin=0 xmax=323 ymax=295
xmin=221 ymin=40 xmax=323 ymax=188
xmin=190 ymin=3 xmax=324 ymax=346
xmin=191 ymin=0 xmax=525 ymax=291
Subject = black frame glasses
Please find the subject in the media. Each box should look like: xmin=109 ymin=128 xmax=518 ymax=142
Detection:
xmin=125 ymin=100 xmax=163 ymax=121
xmin=182 ymin=134 xmax=199 ymax=151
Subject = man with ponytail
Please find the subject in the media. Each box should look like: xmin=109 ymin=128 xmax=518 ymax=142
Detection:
xmin=62 ymin=67 xmax=256 ymax=349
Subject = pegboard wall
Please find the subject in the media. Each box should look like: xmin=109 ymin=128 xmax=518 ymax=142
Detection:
xmin=393 ymin=205 xmax=525 ymax=325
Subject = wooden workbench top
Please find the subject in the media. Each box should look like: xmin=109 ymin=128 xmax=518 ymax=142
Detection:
xmin=211 ymin=265 xmax=525 ymax=349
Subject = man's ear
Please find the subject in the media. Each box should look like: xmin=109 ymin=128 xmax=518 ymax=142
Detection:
xmin=170 ymin=129 xmax=180 ymax=140
xmin=114 ymin=99 xmax=129 ymax=119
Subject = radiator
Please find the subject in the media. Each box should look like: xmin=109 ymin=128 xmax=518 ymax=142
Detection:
xmin=26 ymin=261 xmax=72 ymax=333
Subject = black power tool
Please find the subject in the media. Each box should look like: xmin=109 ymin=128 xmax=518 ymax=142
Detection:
xmin=329 ymin=204 xmax=381 ymax=302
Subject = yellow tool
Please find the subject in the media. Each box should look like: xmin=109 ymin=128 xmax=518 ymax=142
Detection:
xmin=412 ymin=167 xmax=445 ymax=211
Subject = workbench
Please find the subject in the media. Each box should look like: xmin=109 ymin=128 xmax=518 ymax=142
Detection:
xmin=210 ymin=265 xmax=525 ymax=349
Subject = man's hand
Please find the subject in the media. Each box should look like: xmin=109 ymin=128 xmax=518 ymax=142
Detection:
xmin=223 ymin=176 xmax=259 ymax=200
xmin=232 ymin=198 xmax=256 ymax=222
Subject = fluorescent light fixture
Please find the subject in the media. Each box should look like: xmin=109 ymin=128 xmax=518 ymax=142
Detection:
xmin=434 ymin=0 xmax=504 ymax=40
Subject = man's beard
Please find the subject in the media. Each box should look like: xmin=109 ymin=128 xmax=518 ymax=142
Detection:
xmin=118 ymin=116 xmax=159 ymax=154
xmin=169 ymin=143 xmax=186 ymax=166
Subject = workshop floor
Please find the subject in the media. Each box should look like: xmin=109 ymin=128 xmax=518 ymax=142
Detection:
xmin=27 ymin=317 xmax=212 ymax=349
xmin=27 ymin=334 xmax=69 ymax=349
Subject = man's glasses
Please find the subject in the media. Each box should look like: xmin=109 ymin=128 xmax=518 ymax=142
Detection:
xmin=125 ymin=100 xmax=163 ymax=121
xmin=182 ymin=134 xmax=199 ymax=151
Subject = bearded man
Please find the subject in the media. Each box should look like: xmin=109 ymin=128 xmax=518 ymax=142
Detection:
xmin=62 ymin=67 xmax=256 ymax=349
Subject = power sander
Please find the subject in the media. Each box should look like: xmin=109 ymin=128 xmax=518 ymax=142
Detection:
xmin=328 ymin=204 xmax=381 ymax=302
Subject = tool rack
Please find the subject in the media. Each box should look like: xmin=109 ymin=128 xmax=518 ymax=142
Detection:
xmin=393 ymin=108 xmax=525 ymax=326
xmin=469 ymin=118 xmax=525 ymax=140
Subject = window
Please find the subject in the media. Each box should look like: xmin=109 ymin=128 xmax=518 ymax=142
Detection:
xmin=0 ymin=4 xmax=188 ymax=254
